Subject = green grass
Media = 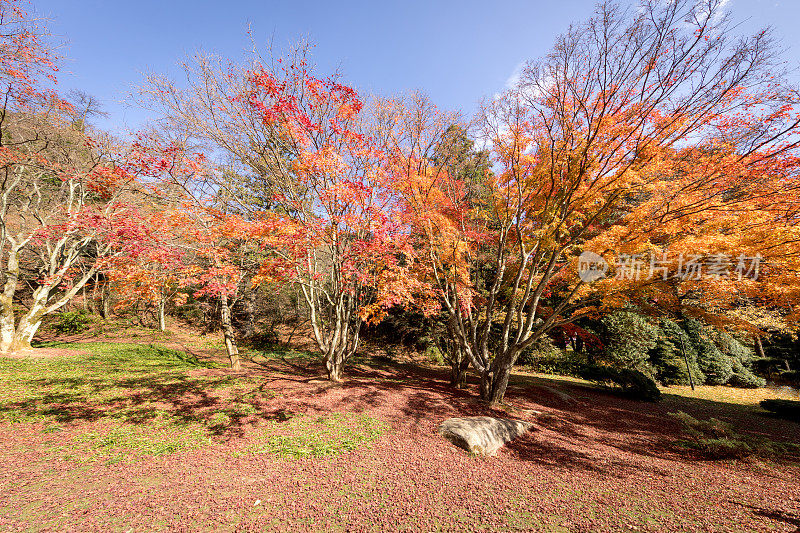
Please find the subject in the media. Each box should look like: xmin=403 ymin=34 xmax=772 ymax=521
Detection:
xmin=0 ymin=342 xmax=236 ymax=463
xmin=248 ymin=343 xmax=318 ymax=362
xmin=0 ymin=342 xmax=387 ymax=464
xmin=0 ymin=342 xmax=223 ymax=425
xmin=244 ymin=412 xmax=388 ymax=458
xmin=201 ymin=337 xmax=318 ymax=366
xmin=73 ymin=417 xmax=213 ymax=464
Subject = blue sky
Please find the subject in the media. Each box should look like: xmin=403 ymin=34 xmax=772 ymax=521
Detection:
xmin=33 ymin=0 xmax=800 ymax=136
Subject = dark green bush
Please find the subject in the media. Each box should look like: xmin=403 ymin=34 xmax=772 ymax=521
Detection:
xmin=518 ymin=335 xmax=565 ymax=366
xmin=246 ymin=326 xmax=281 ymax=351
xmin=714 ymin=330 xmax=764 ymax=388
xmin=685 ymin=319 xmax=734 ymax=385
xmin=424 ymin=345 xmax=445 ymax=365
xmin=53 ymin=310 xmax=92 ymax=334
xmin=713 ymin=330 xmax=753 ymax=361
xmin=760 ymin=399 xmax=800 ymax=421
xmin=751 ymin=357 xmax=785 ymax=375
xmin=728 ymin=358 xmax=766 ymax=388
xmin=579 ymin=364 xmax=661 ymax=402
xmin=572 ymin=314 xmax=767 ymax=389
xmin=599 ymin=311 xmax=659 ymax=375
xmin=763 ymin=331 xmax=800 ymax=378
xmin=668 ymin=411 xmax=751 ymax=459
xmin=523 ymin=350 xmax=585 ymax=377
xmin=649 ymin=318 xmax=705 ymax=386
xmin=779 ymin=370 xmax=799 ymax=383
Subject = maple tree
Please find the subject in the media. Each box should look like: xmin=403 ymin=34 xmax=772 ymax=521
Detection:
xmin=0 ymin=0 xmax=161 ymax=352
xmin=185 ymin=210 xmax=263 ymax=371
xmin=106 ymin=209 xmax=187 ymax=331
xmin=244 ymin=63 xmax=411 ymax=381
xmin=393 ymin=0 xmax=800 ymax=404
xmin=142 ymin=49 xmax=415 ymax=380
xmin=116 ymin=136 xmax=259 ymax=370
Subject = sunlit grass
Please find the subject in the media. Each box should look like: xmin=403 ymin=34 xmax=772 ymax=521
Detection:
xmin=663 ymin=384 xmax=799 ymax=406
xmin=0 ymin=342 xmax=224 ymax=423
xmin=244 ymin=412 xmax=388 ymax=458
xmin=0 ymin=342 xmax=388 ymax=464
xmin=73 ymin=417 xmax=213 ymax=464
xmin=514 ymin=366 xmax=800 ymax=415
xmin=0 ymin=343 xmax=240 ymax=462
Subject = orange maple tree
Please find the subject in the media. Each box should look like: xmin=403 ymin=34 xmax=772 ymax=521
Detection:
xmin=240 ymin=61 xmax=412 ymax=380
xmin=394 ymin=0 xmax=800 ymax=404
xmin=140 ymin=47 xmax=421 ymax=379
xmin=106 ymin=209 xmax=188 ymax=332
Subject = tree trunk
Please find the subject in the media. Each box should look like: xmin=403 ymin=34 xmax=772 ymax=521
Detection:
xmin=480 ymin=363 xmax=513 ymax=406
xmin=442 ymin=317 xmax=469 ymax=388
xmin=99 ymin=282 xmax=111 ymax=319
xmin=82 ymin=285 xmax=91 ymax=313
xmin=754 ymin=335 xmax=766 ymax=359
xmin=10 ymin=314 xmax=42 ymax=351
xmin=0 ymin=296 xmax=16 ymax=353
xmin=451 ymin=355 xmax=469 ymax=388
xmin=0 ymin=323 xmax=40 ymax=353
xmin=0 ymin=248 xmax=21 ymax=353
xmin=220 ymin=294 xmax=240 ymax=371
xmin=157 ymin=297 xmax=167 ymax=332
xmin=3 ymin=298 xmax=46 ymax=353
xmin=241 ymin=275 xmax=256 ymax=339
xmin=325 ymin=353 xmax=344 ymax=382
xmin=91 ymin=273 xmax=100 ymax=315
xmin=443 ymin=337 xmax=470 ymax=388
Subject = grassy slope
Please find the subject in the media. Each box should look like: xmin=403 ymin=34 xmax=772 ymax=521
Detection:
xmin=0 ymin=342 xmax=385 ymax=464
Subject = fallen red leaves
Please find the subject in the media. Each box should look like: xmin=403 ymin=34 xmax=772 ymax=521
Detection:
xmin=1 ymin=356 xmax=798 ymax=532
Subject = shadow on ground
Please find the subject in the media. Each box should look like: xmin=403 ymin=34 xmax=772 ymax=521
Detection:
xmin=3 ymin=340 xmax=798 ymax=467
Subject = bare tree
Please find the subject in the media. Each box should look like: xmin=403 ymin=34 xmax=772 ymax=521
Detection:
xmin=66 ymin=89 xmax=108 ymax=132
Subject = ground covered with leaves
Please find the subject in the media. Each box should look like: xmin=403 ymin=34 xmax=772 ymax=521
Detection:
xmin=1 ymin=340 xmax=799 ymax=532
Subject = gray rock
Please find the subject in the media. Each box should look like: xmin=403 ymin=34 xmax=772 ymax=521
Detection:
xmin=438 ymin=416 xmax=533 ymax=456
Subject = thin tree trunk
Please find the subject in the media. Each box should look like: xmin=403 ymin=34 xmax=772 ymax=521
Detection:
xmin=0 ymin=294 xmax=16 ymax=353
xmin=91 ymin=273 xmax=100 ymax=314
xmin=100 ymin=282 xmax=111 ymax=319
xmin=157 ymin=296 xmax=167 ymax=332
xmin=241 ymin=275 xmax=255 ymax=339
xmin=323 ymin=318 xmax=359 ymax=382
xmin=324 ymin=319 xmax=346 ymax=382
xmin=451 ymin=355 xmax=469 ymax=388
xmin=0 ymin=247 xmax=21 ymax=352
xmin=220 ymin=293 xmax=240 ymax=371
xmin=754 ymin=335 xmax=766 ymax=359
xmin=480 ymin=347 xmax=518 ymax=405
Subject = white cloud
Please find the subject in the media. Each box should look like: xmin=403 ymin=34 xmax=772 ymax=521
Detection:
xmin=505 ymin=61 xmax=527 ymax=90
xmin=492 ymin=60 xmax=527 ymax=101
